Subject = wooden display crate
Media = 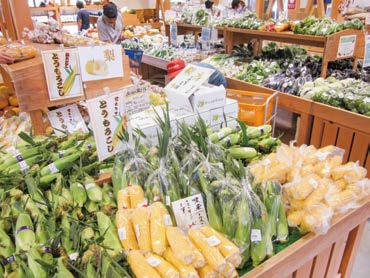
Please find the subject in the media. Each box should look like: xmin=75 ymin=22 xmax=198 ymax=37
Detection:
xmin=242 ymin=196 xmax=370 ymax=278
xmin=0 ymin=43 xmax=131 ymax=135
xmin=226 ymin=77 xmax=370 ymax=176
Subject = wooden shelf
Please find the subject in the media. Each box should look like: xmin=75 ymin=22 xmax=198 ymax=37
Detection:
xmin=30 ymin=7 xmax=58 ymax=12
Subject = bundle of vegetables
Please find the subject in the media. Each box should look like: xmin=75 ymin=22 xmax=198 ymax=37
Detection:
xmin=259 ymin=20 xmax=290 ymax=32
xmin=218 ymin=13 xmax=263 ymax=29
xmin=0 ymin=113 xmax=32 ymax=148
xmin=236 ymin=60 xmax=281 ymax=85
xmin=293 ymin=17 xmax=363 ymax=36
xmin=257 ymin=43 xmax=308 ymax=65
xmin=249 ymin=144 xmax=370 ymax=234
xmin=299 ymin=77 xmax=370 ymax=116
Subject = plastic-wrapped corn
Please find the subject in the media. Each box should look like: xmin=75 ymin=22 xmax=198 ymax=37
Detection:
xmin=325 ymin=189 xmax=357 ymax=211
xmin=150 ymin=202 xmax=168 ymax=255
xmin=198 ymin=264 xmax=217 ymax=278
xmin=331 ymin=162 xmax=367 ymax=182
xmin=300 ymin=205 xmax=333 ymax=234
xmin=131 ymin=207 xmax=151 ymax=252
xmin=302 ymin=179 xmax=331 ymax=207
xmin=117 ymin=188 xmax=130 ymax=210
xmin=144 ymin=252 xmax=180 ymax=278
xmin=115 ymin=209 xmax=138 ymax=251
xmin=284 ymin=174 xmax=320 ymax=200
xmin=287 ymin=210 xmax=304 ymax=227
xmin=128 ymin=185 xmax=147 ymax=208
xmin=128 ymin=250 xmax=161 ymax=278
xmin=166 ymin=226 xmax=194 ymax=265
xmin=222 ymin=262 xmax=238 ymax=278
xmin=163 ymin=248 xmax=199 ymax=278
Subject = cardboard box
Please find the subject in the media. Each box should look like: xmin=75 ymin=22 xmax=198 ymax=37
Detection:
xmin=210 ymin=107 xmax=224 ymax=127
xmin=167 ymin=84 xmax=226 ymax=113
xmin=223 ymin=98 xmax=238 ymax=121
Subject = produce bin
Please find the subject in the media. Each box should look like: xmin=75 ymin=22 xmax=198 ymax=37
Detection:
xmin=226 ymin=89 xmax=278 ymax=126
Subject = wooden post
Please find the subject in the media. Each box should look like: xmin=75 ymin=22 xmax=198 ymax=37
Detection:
xmin=255 ymin=0 xmax=265 ymax=19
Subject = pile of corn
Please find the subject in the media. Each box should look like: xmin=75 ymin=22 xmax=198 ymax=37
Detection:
xmin=116 ymin=185 xmax=242 ymax=278
xmin=249 ymin=144 xmax=370 ymax=234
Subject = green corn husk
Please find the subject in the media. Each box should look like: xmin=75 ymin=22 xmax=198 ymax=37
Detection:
xmin=246 ymin=125 xmax=272 ymax=139
xmin=84 ymin=176 xmax=102 ymax=202
xmin=234 ymin=191 xmax=251 ymax=267
xmin=59 ymin=188 xmax=74 ymax=209
xmin=70 ymin=182 xmax=87 ymax=207
xmin=61 ymin=214 xmax=75 ymax=257
xmin=258 ymin=137 xmax=281 ymax=154
xmin=86 ymin=257 xmax=96 ymax=278
xmin=219 ymin=186 xmax=238 ymax=238
xmin=85 ymin=201 xmax=99 ymax=213
xmin=15 ymin=213 xmax=36 ymax=252
xmin=0 ymin=227 xmax=15 ymax=259
xmin=209 ymin=127 xmax=237 ymax=143
xmin=81 ymin=227 xmax=95 ymax=248
xmin=54 ymin=257 xmax=74 ymax=278
xmin=112 ymin=157 xmax=126 ymax=198
xmin=220 ymin=133 xmax=240 ymax=148
xmin=277 ymin=201 xmax=289 ymax=243
xmin=35 ymin=221 xmax=54 ymax=265
xmin=228 ymin=147 xmax=258 ymax=160
xmin=27 ymin=248 xmax=47 ymax=278
xmin=20 ymin=195 xmax=43 ymax=221
xmin=96 ymin=212 xmax=122 ymax=258
xmin=25 ymin=174 xmax=47 ymax=212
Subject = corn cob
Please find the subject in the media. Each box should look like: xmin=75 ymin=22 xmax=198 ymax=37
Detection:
xmin=15 ymin=213 xmax=36 ymax=252
xmin=198 ymin=264 xmax=217 ymax=278
xmin=131 ymin=207 xmax=151 ymax=252
xmin=287 ymin=210 xmax=304 ymax=227
xmin=117 ymin=187 xmax=131 ymax=209
xmin=96 ymin=212 xmax=122 ymax=257
xmin=70 ymin=182 xmax=87 ymax=207
xmin=115 ymin=209 xmax=138 ymax=251
xmin=222 ymin=262 xmax=238 ymax=278
xmin=128 ymin=185 xmax=146 ymax=208
xmin=84 ymin=176 xmax=102 ymax=203
xmin=127 ymin=250 xmax=161 ymax=278
xmin=184 ymin=237 xmax=206 ymax=269
xmin=209 ymin=127 xmax=236 ymax=143
xmin=228 ymin=147 xmax=257 ymax=160
xmin=55 ymin=257 xmax=74 ymax=278
xmin=150 ymin=202 xmax=168 ymax=255
xmin=166 ymin=226 xmax=194 ymax=265
xmin=40 ymin=151 xmax=82 ymax=176
xmin=200 ymin=226 xmax=241 ymax=267
xmin=27 ymin=248 xmax=47 ymax=278
xmin=145 ymin=252 xmax=180 ymax=278
xmin=163 ymin=248 xmax=200 ymax=278
xmin=188 ymin=228 xmax=227 ymax=273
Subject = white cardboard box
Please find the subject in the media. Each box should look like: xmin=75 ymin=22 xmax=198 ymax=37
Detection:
xmin=167 ymin=84 xmax=226 ymax=113
xmin=223 ymin=98 xmax=238 ymax=121
xmin=210 ymin=107 xmax=224 ymax=127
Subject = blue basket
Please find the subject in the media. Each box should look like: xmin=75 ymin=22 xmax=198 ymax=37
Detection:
xmin=124 ymin=49 xmax=143 ymax=68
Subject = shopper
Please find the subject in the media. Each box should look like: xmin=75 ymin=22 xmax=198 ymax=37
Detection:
xmin=97 ymin=2 xmax=123 ymax=43
xmin=231 ymin=0 xmax=246 ymax=12
xmin=76 ymin=1 xmax=90 ymax=32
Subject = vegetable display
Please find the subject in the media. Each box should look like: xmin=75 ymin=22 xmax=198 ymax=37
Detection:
xmin=299 ymin=77 xmax=370 ymax=116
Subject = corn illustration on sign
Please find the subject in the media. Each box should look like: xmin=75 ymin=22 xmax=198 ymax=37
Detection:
xmin=86 ymin=89 xmax=130 ymax=161
xmin=42 ymin=48 xmax=83 ymax=101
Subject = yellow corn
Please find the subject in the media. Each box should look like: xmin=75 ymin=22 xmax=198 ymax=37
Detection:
xmin=150 ymin=203 xmax=168 ymax=255
xmin=128 ymin=185 xmax=146 ymax=208
xmin=144 ymin=252 xmax=180 ymax=278
xmin=131 ymin=207 xmax=151 ymax=252
xmin=198 ymin=264 xmax=217 ymax=278
xmin=166 ymin=226 xmax=194 ymax=265
xmin=300 ymin=205 xmax=333 ymax=234
xmin=287 ymin=210 xmax=304 ymax=227
xmin=222 ymin=262 xmax=238 ymax=278
xmin=115 ymin=210 xmax=138 ymax=251
xmin=331 ymin=162 xmax=367 ymax=182
xmin=285 ymin=174 xmax=320 ymax=200
xmin=335 ymin=179 xmax=348 ymax=190
xmin=185 ymin=237 xmax=206 ymax=269
xmin=154 ymin=201 xmax=173 ymax=226
xmin=163 ymin=248 xmax=199 ymax=278
xmin=127 ymin=250 xmax=161 ymax=278
xmin=188 ymin=228 xmax=227 ymax=273
xmin=303 ymin=183 xmax=329 ymax=207
xmin=325 ymin=189 xmax=357 ymax=210
xmin=117 ymin=187 xmax=130 ymax=210
xmin=200 ymin=226 xmax=241 ymax=268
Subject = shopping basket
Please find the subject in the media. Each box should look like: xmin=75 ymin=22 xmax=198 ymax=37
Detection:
xmin=226 ymin=89 xmax=278 ymax=127
xmin=124 ymin=49 xmax=144 ymax=68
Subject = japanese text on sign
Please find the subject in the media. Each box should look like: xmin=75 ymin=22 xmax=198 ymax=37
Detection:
xmin=171 ymin=194 xmax=208 ymax=231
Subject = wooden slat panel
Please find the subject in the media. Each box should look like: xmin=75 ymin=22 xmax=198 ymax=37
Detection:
xmin=339 ymin=223 xmax=366 ymax=278
xmin=336 ymin=127 xmax=355 ymax=163
xmin=294 ymin=259 xmax=314 ymax=278
xmin=325 ymin=235 xmax=348 ymax=278
xmin=297 ymin=113 xmax=313 ymax=146
xmin=310 ymin=117 xmax=325 ymax=148
xmin=321 ymin=122 xmax=339 ymax=147
xmin=311 ymin=245 xmax=333 ymax=278
xmin=365 ymin=154 xmax=370 ymax=178
xmin=348 ymin=132 xmax=370 ymax=167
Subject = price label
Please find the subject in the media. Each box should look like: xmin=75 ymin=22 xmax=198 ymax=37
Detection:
xmin=118 ymin=228 xmax=127 ymax=240
xmin=171 ymin=194 xmax=208 ymax=231
xmin=206 ymin=235 xmax=221 ymax=247
xmin=211 ymin=28 xmax=218 ymax=42
xmin=48 ymin=163 xmax=59 ymax=174
xmin=135 ymin=224 xmax=140 ymax=239
xmin=146 ymin=256 xmax=161 ymax=267
xmin=364 ymin=34 xmax=370 ymax=68
xmin=19 ymin=160 xmax=29 ymax=172
xmin=164 ymin=214 xmax=172 ymax=226
xmin=201 ymin=27 xmax=211 ymax=51
xmin=251 ymin=229 xmax=262 ymax=242
xmin=170 ymin=23 xmax=178 ymax=46
xmin=337 ymin=35 xmax=356 ymax=59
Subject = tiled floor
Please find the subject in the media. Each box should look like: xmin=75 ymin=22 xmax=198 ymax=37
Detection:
xmin=351 ymin=221 xmax=370 ymax=278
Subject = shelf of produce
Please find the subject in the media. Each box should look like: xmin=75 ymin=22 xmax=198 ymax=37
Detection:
xmin=224 ymin=28 xmax=364 ymax=78
xmin=226 ymin=77 xmax=370 ymax=175
xmin=141 ymin=54 xmax=169 ymax=70
xmin=0 ymin=43 xmax=131 ymax=135
xmin=241 ymin=196 xmax=370 ymax=278
xmin=164 ymin=23 xmax=225 ymax=43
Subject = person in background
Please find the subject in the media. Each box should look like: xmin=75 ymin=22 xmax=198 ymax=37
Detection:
xmin=97 ymin=2 xmax=123 ymax=43
xmin=231 ymin=0 xmax=246 ymax=13
xmin=76 ymin=1 xmax=90 ymax=32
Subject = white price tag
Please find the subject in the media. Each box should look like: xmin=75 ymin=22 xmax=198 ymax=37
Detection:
xmin=251 ymin=229 xmax=262 ymax=242
xmin=135 ymin=224 xmax=140 ymax=239
xmin=165 ymin=195 xmax=171 ymax=206
xmin=146 ymin=256 xmax=161 ymax=267
xmin=171 ymin=194 xmax=208 ymax=231
xmin=337 ymin=35 xmax=356 ymax=59
xmin=19 ymin=160 xmax=29 ymax=172
xmin=48 ymin=162 xmax=59 ymax=174
xmin=170 ymin=23 xmax=178 ymax=46
xmin=211 ymin=28 xmax=218 ymax=42
xmin=69 ymin=252 xmax=78 ymax=261
xmin=164 ymin=214 xmax=172 ymax=226
xmin=206 ymin=235 xmax=221 ymax=247
xmin=118 ymin=228 xmax=127 ymax=240
xmin=85 ymin=183 xmax=95 ymax=190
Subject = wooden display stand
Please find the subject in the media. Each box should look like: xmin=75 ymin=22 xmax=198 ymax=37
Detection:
xmin=223 ymin=28 xmax=365 ymax=78
xmin=0 ymin=43 xmax=131 ymax=135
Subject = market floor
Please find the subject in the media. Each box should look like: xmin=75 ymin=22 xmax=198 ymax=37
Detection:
xmin=351 ymin=221 xmax=370 ymax=278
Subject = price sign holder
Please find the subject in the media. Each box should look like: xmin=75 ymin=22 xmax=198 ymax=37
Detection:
xmin=170 ymin=23 xmax=178 ymax=46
